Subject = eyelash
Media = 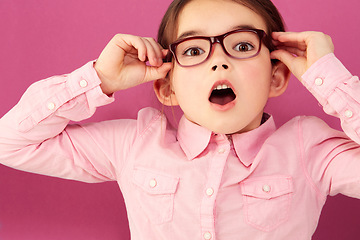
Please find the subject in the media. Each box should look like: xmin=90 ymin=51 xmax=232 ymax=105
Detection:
xmin=183 ymin=47 xmax=205 ymax=56
xmin=233 ymin=42 xmax=255 ymax=52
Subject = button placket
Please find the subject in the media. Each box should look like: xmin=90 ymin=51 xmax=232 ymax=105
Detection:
xmin=206 ymin=187 xmax=214 ymax=197
xmin=218 ymin=148 xmax=226 ymax=154
xmin=203 ymin=231 xmax=212 ymax=240
xmin=200 ymin=140 xmax=229 ymax=240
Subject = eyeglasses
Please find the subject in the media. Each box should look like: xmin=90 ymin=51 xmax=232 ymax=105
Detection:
xmin=165 ymin=28 xmax=270 ymax=67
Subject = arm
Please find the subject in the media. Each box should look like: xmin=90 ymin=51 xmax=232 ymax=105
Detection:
xmin=0 ymin=62 xmax=118 ymax=182
xmin=0 ymin=34 xmax=171 ymax=182
xmin=301 ymin=53 xmax=360 ymax=143
xmin=271 ymin=31 xmax=360 ymax=143
xmin=272 ymin=31 xmax=360 ymax=198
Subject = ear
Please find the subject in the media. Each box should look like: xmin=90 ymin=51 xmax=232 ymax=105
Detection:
xmin=153 ymin=78 xmax=179 ymax=106
xmin=269 ymin=61 xmax=290 ymax=98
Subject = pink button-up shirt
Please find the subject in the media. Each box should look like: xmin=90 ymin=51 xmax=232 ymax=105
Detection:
xmin=1 ymin=54 xmax=360 ymax=240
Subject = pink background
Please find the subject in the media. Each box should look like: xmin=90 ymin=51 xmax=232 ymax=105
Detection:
xmin=0 ymin=0 xmax=359 ymax=239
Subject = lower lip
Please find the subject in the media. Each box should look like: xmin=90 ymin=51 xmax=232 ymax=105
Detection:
xmin=210 ymin=99 xmax=236 ymax=111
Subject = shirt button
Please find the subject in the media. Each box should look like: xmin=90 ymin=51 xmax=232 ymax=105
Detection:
xmin=218 ymin=148 xmax=226 ymax=154
xmin=149 ymin=179 xmax=157 ymax=188
xmin=315 ymin=77 xmax=323 ymax=86
xmin=206 ymin=187 xmax=214 ymax=196
xmin=262 ymin=184 xmax=271 ymax=193
xmin=47 ymin=102 xmax=56 ymax=110
xmin=345 ymin=110 xmax=353 ymax=118
xmin=79 ymin=79 xmax=88 ymax=88
xmin=203 ymin=232 xmax=212 ymax=240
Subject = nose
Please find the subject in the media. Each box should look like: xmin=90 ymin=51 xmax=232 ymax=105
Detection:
xmin=210 ymin=43 xmax=230 ymax=71
xmin=212 ymin=64 xmax=229 ymax=71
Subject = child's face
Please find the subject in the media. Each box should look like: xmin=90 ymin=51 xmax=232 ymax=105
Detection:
xmin=169 ymin=0 xmax=278 ymax=134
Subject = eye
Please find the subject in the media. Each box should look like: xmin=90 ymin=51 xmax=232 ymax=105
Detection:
xmin=234 ymin=42 xmax=255 ymax=52
xmin=183 ymin=47 xmax=205 ymax=56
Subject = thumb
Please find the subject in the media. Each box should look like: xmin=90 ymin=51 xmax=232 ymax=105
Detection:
xmin=144 ymin=62 xmax=172 ymax=82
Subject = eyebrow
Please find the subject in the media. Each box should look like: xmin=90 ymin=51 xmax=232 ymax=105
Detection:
xmin=177 ymin=24 xmax=258 ymax=40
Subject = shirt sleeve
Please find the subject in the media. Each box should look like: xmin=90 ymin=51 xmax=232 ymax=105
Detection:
xmin=0 ymin=61 xmax=137 ymax=183
xmin=301 ymin=53 xmax=360 ymax=144
xmin=300 ymin=54 xmax=360 ymax=198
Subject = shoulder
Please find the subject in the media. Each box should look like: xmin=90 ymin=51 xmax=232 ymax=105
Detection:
xmin=136 ymin=107 xmax=169 ymax=136
xmin=280 ymin=115 xmax=340 ymax=133
xmin=137 ymin=107 xmax=163 ymax=124
xmin=79 ymin=107 xmax=165 ymax=134
xmin=278 ymin=115 xmax=348 ymax=144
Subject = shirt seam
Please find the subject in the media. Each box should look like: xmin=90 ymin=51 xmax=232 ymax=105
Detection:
xmin=298 ymin=116 xmax=327 ymax=202
xmin=138 ymin=110 xmax=162 ymax=138
xmin=117 ymin=110 xmax=163 ymax=179
xmin=78 ymin=125 xmax=116 ymax=180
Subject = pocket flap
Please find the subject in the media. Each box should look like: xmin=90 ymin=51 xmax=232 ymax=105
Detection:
xmin=241 ymin=176 xmax=293 ymax=200
xmin=133 ymin=167 xmax=179 ymax=195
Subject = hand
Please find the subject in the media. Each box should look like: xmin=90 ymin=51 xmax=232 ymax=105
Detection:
xmin=271 ymin=31 xmax=334 ymax=80
xmin=94 ymin=34 xmax=172 ymax=95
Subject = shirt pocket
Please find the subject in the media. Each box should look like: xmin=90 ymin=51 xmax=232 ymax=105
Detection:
xmin=132 ymin=167 xmax=179 ymax=225
xmin=240 ymin=175 xmax=293 ymax=232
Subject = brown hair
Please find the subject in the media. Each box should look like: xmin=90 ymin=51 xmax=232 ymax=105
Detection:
xmin=157 ymin=0 xmax=285 ymax=52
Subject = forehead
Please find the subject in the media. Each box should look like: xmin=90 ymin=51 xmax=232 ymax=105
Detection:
xmin=177 ymin=0 xmax=267 ymax=38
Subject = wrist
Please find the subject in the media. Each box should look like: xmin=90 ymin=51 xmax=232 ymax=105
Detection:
xmin=93 ymin=62 xmax=115 ymax=96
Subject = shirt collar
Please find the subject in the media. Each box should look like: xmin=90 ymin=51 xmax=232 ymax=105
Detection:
xmin=231 ymin=114 xmax=276 ymax=167
xmin=177 ymin=115 xmax=213 ymax=160
xmin=177 ymin=114 xmax=277 ymax=166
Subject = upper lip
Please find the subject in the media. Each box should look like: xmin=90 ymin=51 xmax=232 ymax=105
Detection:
xmin=209 ymin=80 xmax=236 ymax=96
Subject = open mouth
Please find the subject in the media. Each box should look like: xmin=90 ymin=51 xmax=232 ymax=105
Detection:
xmin=209 ymin=84 xmax=236 ymax=106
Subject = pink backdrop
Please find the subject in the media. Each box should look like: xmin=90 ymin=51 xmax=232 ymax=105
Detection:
xmin=0 ymin=0 xmax=359 ymax=239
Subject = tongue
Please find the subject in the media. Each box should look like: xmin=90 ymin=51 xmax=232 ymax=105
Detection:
xmin=210 ymin=95 xmax=235 ymax=105
xmin=209 ymin=89 xmax=236 ymax=105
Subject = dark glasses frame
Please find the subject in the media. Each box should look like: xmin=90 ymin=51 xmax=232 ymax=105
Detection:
xmin=164 ymin=28 xmax=273 ymax=67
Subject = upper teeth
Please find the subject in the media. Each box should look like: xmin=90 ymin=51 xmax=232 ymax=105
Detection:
xmin=214 ymin=84 xmax=231 ymax=90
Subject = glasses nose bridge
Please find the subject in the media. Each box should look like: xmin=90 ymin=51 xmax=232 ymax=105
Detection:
xmin=209 ymin=35 xmax=228 ymax=56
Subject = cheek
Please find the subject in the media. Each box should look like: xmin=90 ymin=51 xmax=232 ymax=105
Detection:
xmin=171 ymin=67 xmax=199 ymax=94
xmin=239 ymin=59 xmax=272 ymax=85
xmin=170 ymin=70 xmax=191 ymax=106
xmin=235 ymin=58 xmax=273 ymax=102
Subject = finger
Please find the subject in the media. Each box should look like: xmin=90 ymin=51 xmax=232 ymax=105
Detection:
xmin=140 ymin=38 xmax=159 ymax=66
xmin=271 ymin=49 xmax=306 ymax=79
xmin=272 ymin=31 xmax=328 ymax=49
xmin=144 ymin=62 xmax=172 ymax=83
xmin=270 ymin=49 xmax=295 ymax=64
xmin=161 ymin=49 xmax=170 ymax=57
xmin=145 ymin=37 xmax=164 ymax=65
xmin=274 ymin=41 xmax=307 ymax=52
xmin=115 ymin=34 xmax=148 ymax=62
xmin=272 ymin=32 xmax=308 ymax=45
xmin=272 ymin=33 xmax=307 ymax=51
xmin=142 ymin=38 xmax=162 ymax=66
xmin=275 ymin=45 xmax=306 ymax=57
xmin=272 ymin=31 xmax=307 ymax=42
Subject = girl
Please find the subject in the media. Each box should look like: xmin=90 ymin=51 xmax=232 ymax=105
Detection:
xmin=1 ymin=0 xmax=359 ymax=239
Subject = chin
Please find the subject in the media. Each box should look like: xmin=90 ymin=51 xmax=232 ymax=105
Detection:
xmin=209 ymin=125 xmax=243 ymax=135
xmin=209 ymin=121 xmax=259 ymax=135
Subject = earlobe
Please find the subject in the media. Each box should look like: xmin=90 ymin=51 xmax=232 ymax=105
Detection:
xmin=153 ymin=78 xmax=179 ymax=106
xmin=269 ymin=61 xmax=290 ymax=98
